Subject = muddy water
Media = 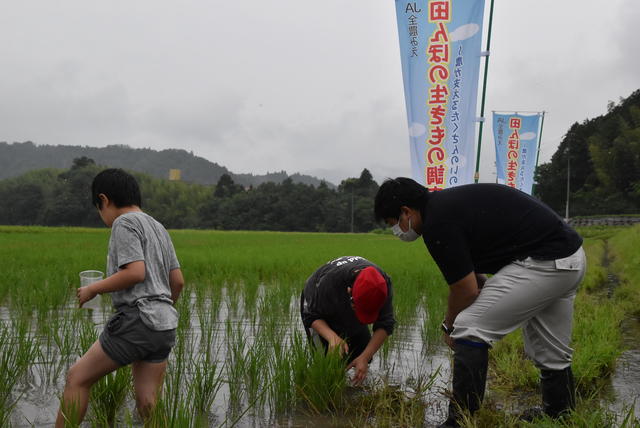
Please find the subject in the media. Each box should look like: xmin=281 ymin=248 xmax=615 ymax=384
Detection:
xmin=5 ymin=297 xmax=640 ymax=427
xmin=7 ymin=296 xmax=451 ymax=427
xmin=608 ymin=316 xmax=640 ymax=418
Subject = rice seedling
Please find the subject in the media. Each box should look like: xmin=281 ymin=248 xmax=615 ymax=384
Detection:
xmin=344 ymin=363 xmax=441 ymax=427
xmin=421 ymin=307 xmax=443 ymax=352
xmin=0 ymin=318 xmax=38 ymax=426
xmin=225 ymin=284 xmax=242 ymax=318
xmin=88 ymin=366 xmax=132 ymax=426
xmin=347 ymin=384 xmax=427 ymax=427
xmin=194 ymin=301 xmax=221 ymax=355
xmin=33 ymin=310 xmax=85 ymax=389
xmin=224 ymin=317 xmax=247 ymax=412
xmin=188 ymin=351 xmax=224 ymax=418
xmin=268 ymin=341 xmax=295 ymax=414
xmin=291 ymin=334 xmax=348 ymax=413
xmin=57 ymin=399 xmax=82 ymax=428
xmin=243 ymin=338 xmax=271 ymax=408
xmin=146 ymin=393 xmax=196 ymax=428
xmin=241 ymin=280 xmax=261 ymax=321
xmin=1 ymin=225 xmax=639 ymax=426
xmin=159 ymin=330 xmax=191 ymax=428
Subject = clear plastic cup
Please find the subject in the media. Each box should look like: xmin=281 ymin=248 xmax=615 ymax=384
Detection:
xmin=79 ymin=270 xmax=104 ymax=309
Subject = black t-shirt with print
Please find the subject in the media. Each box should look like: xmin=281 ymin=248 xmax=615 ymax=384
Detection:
xmin=421 ymin=183 xmax=583 ymax=284
xmin=300 ymin=256 xmax=395 ymax=337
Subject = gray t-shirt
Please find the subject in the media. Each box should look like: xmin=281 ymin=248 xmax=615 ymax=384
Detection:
xmin=107 ymin=211 xmax=180 ymax=331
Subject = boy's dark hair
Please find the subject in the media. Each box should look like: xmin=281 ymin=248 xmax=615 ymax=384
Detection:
xmin=374 ymin=177 xmax=429 ymax=221
xmin=92 ymin=168 xmax=142 ymax=209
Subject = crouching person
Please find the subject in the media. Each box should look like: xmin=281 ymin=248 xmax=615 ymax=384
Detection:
xmin=56 ymin=169 xmax=184 ymax=427
xmin=300 ymin=256 xmax=395 ymax=384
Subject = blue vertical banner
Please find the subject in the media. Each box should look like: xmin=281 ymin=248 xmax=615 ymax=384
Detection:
xmin=492 ymin=112 xmax=542 ymax=194
xmin=395 ymin=1 xmax=485 ymax=190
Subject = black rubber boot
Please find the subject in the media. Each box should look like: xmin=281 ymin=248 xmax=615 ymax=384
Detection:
xmin=438 ymin=341 xmax=489 ymax=428
xmin=541 ymin=366 xmax=576 ymax=418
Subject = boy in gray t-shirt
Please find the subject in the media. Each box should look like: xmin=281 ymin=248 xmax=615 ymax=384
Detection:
xmin=56 ymin=169 xmax=184 ymax=427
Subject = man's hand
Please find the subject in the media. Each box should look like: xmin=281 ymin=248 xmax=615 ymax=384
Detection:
xmin=443 ymin=332 xmax=455 ymax=350
xmin=328 ymin=335 xmax=349 ymax=356
xmin=77 ymin=284 xmax=98 ymax=307
xmin=346 ymin=355 xmax=369 ymax=385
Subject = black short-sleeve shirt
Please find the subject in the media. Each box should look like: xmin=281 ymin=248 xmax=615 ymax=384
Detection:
xmin=300 ymin=256 xmax=395 ymax=337
xmin=421 ymin=184 xmax=583 ymax=284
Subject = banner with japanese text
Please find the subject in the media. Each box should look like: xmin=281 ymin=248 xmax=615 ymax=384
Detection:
xmin=492 ymin=112 xmax=542 ymax=194
xmin=395 ymin=0 xmax=485 ymax=190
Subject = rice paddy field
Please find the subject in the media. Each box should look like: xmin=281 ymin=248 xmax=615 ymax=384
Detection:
xmin=0 ymin=225 xmax=639 ymax=427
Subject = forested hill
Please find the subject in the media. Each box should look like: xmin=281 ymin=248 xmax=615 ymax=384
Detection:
xmin=0 ymin=158 xmax=379 ymax=231
xmin=0 ymin=142 xmax=331 ymax=188
xmin=536 ymin=89 xmax=640 ymax=216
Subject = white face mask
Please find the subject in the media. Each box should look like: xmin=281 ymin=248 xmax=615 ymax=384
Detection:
xmin=392 ymin=215 xmax=420 ymax=242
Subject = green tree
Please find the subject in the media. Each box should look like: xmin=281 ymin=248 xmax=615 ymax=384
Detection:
xmin=213 ymin=174 xmax=244 ymax=198
xmin=535 ymin=89 xmax=640 ymax=215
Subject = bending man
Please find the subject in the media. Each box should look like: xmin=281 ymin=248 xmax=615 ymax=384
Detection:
xmin=374 ymin=178 xmax=585 ymax=427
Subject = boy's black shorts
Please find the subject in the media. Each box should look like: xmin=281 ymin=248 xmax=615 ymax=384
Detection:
xmin=99 ymin=306 xmax=176 ymax=366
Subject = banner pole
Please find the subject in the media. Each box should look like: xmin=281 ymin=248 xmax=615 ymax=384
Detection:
xmin=534 ymin=111 xmax=545 ymax=170
xmin=531 ymin=111 xmax=545 ymax=195
xmin=474 ymin=0 xmax=496 ymax=183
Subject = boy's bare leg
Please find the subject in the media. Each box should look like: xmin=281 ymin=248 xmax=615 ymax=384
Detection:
xmin=55 ymin=340 xmax=120 ymax=428
xmin=132 ymin=360 xmax=168 ymax=420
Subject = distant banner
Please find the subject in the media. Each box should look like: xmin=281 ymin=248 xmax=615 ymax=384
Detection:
xmin=492 ymin=112 xmax=542 ymax=194
xmin=395 ymin=0 xmax=485 ymax=190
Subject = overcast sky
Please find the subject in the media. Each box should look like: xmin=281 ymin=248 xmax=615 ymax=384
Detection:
xmin=1 ymin=1 xmax=639 ymax=184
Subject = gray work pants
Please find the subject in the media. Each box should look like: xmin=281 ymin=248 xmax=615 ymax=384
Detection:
xmin=451 ymin=247 xmax=586 ymax=370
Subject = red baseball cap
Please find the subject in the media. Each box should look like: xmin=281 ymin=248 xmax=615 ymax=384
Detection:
xmin=352 ymin=266 xmax=388 ymax=324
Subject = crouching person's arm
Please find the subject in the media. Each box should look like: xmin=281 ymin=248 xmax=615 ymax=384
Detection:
xmin=348 ymin=294 xmax=395 ymax=385
xmin=347 ymin=328 xmax=388 ymax=385
xmin=310 ymin=319 xmax=349 ymax=356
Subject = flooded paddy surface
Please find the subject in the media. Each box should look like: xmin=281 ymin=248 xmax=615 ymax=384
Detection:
xmin=2 ymin=227 xmax=640 ymax=426
xmin=607 ymin=317 xmax=640 ymax=418
xmin=5 ymin=291 xmax=451 ymax=427
xmin=4 ymin=290 xmax=640 ymax=427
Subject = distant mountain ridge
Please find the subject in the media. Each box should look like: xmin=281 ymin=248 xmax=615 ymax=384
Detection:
xmin=0 ymin=142 xmax=333 ymax=187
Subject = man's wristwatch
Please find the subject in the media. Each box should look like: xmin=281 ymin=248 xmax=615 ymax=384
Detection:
xmin=441 ymin=321 xmax=453 ymax=335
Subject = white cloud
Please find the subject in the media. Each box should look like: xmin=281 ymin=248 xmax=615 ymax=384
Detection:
xmin=450 ymin=23 xmax=480 ymax=42
xmin=408 ymin=122 xmax=426 ymax=137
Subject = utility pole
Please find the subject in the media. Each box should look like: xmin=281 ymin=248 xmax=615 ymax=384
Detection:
xmin=565 ymin=144 xmax=570 ymax=221
xmin=350 ymin=188 xmax=354 ymax=233
xmin=531 ymin=111 xmax=546 ymax=196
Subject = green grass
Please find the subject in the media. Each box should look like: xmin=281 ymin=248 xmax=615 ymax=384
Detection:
xmin=609 ymin=224 xmax=640 ymax=316
xmin=0 ymin=225 xmax=638 ymax=426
